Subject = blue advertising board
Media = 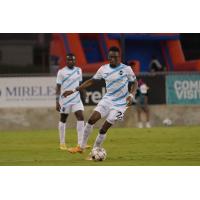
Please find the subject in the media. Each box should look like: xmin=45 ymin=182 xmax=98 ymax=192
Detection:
xmin=166 ymin=74 xmax=200 ymax=104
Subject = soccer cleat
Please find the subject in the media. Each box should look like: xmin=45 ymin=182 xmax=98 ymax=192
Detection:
xmin=77 ymin=144 xmax=91 ymax=149
xmin=60 ymin=144 xmax=67 ymax=150
xmin=67 ymin=146 xmax=84 ymax=153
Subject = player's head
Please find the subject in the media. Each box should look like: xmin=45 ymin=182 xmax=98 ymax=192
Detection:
xmin=66 ymin=53 xmax=76 ymax=68
xmin=108 ymin=46 xmax=121 ymax=67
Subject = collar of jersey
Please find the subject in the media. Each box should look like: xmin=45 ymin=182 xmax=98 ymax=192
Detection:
xmin=109 ymin=63 xmax=122 ymax=70
xmin=65 ymin=66 xmax=76 ymax=70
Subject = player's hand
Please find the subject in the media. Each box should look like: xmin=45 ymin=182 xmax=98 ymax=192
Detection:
xmin=126 ymin=96 xmax=133 ymax=107
xmin=62 ymin=90 xmax=73 ymax=97
xmin=56 ymin=102 xmax=61 ymax=112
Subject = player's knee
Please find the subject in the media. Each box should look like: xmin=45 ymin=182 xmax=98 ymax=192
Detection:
xmin=99 ymin=128 xmax=106 ymax=134
xmin=88 ymin=116 xmax=99 ymax=125
xmin=76 ymin=114 xmax=84 ymax=121
xmin=60 ymin=118 xmax=67 ymax=123
xmin=60 ymin=114 xmax=68 ymax=123
xmin=75 ymin=111 xmax=84 ymax=121
xmin=88 ymin=118 xmax=95 ymax=125
xmin=88 ymin=111 xmax=101 ymax=125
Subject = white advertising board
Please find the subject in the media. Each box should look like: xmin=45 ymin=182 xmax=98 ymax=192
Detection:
xmin=0 ymin=77 xmax=56 ymax=107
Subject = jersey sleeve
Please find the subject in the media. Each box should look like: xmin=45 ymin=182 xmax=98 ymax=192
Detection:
xmin=92 ymin=66 xmax=103 ymax=80
xmin=56 ymin=70 xmax=63 ymax=85
xmin=126 ymin=66 xmax=136 ymax=82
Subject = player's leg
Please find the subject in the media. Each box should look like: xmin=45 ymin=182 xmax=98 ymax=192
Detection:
xmin=93 ymin=120 xmax=112 ymax=148
xmin=80 ymin=100 xmax=112 ymax=150
xmin=68 ymin=110 xmax=101 ymax=153
xmin=81 ymin=111 xmax=101 ymax=148
xmin=68 ymin=99 xmax=110 ymax=153
xmin=94 ymin=108 xmax=124 ymax=148
xmin=74 ymin=110 xmax=85 ymax=147
xmin=85 ymin=120 xmax=112 ymax=160
xmin=58 ymin=113 xmax=69 ymax=150
xmin=71 ymin=101 xmax=90 ymax=148
xmin=137 ymin=106 xmax=143 ymax=128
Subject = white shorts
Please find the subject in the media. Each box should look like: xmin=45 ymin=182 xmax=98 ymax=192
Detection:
xmin=94 ymin=98 xmax=126 ymax=124
xmin=60 ymin=101 xmax=84 ymax=114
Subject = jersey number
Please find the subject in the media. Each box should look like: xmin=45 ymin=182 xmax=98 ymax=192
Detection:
xmin=115 ymin=111 xmax=123 ymax=120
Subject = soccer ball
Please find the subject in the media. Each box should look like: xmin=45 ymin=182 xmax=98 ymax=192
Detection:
xmin=91 ymin=147 xmax=107 ymax=161
xmin=162 ymin=118 xmax=172 ymax=126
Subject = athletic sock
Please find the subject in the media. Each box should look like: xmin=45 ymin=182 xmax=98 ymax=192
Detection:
xmin=80 ymin=123 xmax=93 ymax=149
xmin=58 ymin=121 xmax=66 ymax=144
xmin=77 ymin=121 xmax=84 ymax=146
xmin=93 ymin=133 xmax=106 ymax=148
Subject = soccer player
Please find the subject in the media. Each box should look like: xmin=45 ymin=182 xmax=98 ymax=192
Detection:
xmin=56 ymin=53 xmax=88 ymax=150
xmin=62 ymin=47 xmax=138 ymax=154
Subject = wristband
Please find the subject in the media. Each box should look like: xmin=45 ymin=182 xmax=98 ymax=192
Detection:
xmin=128 ymin=93 xmax=134 ymax=99
xmin=72 ymin=88 xmax=77 ymax=93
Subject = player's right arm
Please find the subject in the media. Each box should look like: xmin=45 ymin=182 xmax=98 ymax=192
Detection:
xmin=56 ymin=70 xmax=63 ymax=112
xmin=62 ymin=79 xmax=95 ymax=97
xmin=56 ymin=84 xmax=61 ymax=112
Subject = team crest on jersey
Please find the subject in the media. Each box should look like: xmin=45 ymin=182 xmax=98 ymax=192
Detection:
xmin=77 ymin=70 xmax=80 ymax=75
xmin=119 ymin=70 xmax=123 ymax=75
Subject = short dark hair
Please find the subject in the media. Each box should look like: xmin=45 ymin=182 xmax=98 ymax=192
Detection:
xmin=108 ymin=46 xmax=120 ymax=53
xmin=66 ymin=53 xmax=75 ymax=58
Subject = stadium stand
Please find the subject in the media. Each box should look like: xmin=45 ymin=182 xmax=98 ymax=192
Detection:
xmin=50 ymin=33 xmax=200 ymax=73
xmin=1 ymin=33 xmax=200 ymax=74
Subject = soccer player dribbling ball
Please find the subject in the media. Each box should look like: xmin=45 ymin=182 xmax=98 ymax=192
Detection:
xmin=62 ymin=47 xmax=138 ymax=156
xmin=56 ymin=53 xmax=90 ymax=150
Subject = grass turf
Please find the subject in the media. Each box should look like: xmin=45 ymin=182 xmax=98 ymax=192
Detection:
xmin=1 ymin=126 xmax=200 ymax=166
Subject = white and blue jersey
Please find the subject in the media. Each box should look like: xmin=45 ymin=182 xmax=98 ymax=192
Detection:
xmin=56 ymin=66 xmax=82 ymax=107
xmin=93 ymin=63 xmax=136 ymax=110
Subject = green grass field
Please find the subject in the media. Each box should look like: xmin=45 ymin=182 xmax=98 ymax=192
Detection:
xmin=1 ymin=126 xmax=200 ymax=166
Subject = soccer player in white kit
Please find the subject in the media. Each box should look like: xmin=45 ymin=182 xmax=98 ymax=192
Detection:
xmin=62 ymin=47 xmax=138 ymax=154
xmin=56 ymin=53 xmax=89 ymax=150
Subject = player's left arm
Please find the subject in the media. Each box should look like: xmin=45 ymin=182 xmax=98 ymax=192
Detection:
xmin=126 ymin=80 xmax=138 ymax=106
xmin=126 ymin=66 xmax=138 ymax=106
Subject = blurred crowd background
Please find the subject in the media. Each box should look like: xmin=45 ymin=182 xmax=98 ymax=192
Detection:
xmin=1 ymin=33 xmax=200 ymax=75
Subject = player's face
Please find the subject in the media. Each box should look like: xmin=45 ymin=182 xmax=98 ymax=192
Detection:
xmin=66 ymin=56 xmax=76 ymax=68
xmin=108 ymin=51 xmax=120 ymax=67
